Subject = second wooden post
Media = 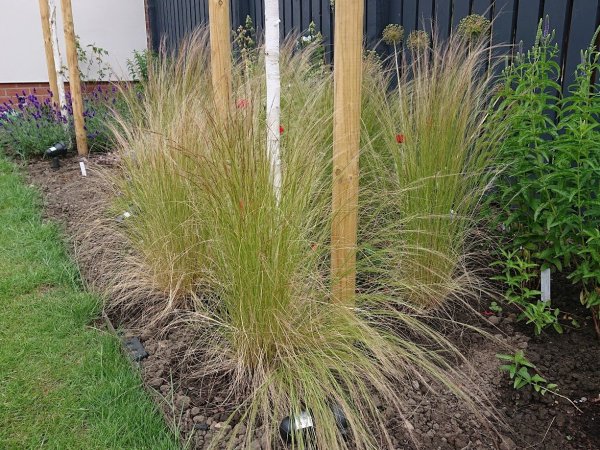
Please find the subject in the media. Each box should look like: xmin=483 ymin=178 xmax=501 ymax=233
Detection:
xmin=60 ymin=0 xmax=88 ymax=156
xmin=208 ymin=0 xmax=232 ymax=118
xmin=331 ymin=0 xmax=364 ymax=304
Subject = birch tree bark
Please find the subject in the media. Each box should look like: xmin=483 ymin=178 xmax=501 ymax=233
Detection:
xmin=264 ymin=0 xmax=282 ymax=201
xmin=48 ymin=0 xmax=67 ymax=114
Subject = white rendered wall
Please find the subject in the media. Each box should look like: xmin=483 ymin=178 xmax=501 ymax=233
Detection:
xmin=0 ymin=0 xmax=148 ymax=82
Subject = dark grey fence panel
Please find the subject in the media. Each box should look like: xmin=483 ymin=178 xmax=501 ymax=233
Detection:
xmin=148 ymin=0 xmax=600 ymax=95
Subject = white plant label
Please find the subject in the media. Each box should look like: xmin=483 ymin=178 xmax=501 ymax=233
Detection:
xmin=541 ymin=268 xmax=551 ymax=302
xmin=293 ymin=411 xmax=313 ymax=430
xmin=79 ymin=161 xmax=87 ymax=177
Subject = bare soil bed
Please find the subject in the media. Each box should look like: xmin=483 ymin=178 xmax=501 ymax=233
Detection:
xmin=25 ymin=153 xmax=599 ymax=449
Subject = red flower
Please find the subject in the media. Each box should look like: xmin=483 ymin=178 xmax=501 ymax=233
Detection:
xmin=396 ymin=134 xmax=405 ymax=144
xmin=481 ymin=310 xmax=494 ymax=317
xmin=280 ymin=125 xmax=284 ymax=135
xmin=236 ymin=99 xmax=249 ymax=109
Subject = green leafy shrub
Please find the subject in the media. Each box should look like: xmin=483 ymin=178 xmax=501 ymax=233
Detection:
xmin=488 ymin=20 xmax=600 ymax=335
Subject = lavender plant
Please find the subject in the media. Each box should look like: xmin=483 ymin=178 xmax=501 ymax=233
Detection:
xmin=0 ymin=86 xmax=123 ymax=158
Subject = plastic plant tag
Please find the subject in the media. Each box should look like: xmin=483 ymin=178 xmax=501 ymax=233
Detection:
xmin=294 ymin=412 xmax=314 ymax=430
xmin=79 ymin=161 xmax=87 ymax=177
xmin=541 ymin=268 xmax=551 ymax=302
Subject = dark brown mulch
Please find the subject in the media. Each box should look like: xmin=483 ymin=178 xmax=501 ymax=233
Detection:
xmin=24 ymin=153 xmax=599 ymax=450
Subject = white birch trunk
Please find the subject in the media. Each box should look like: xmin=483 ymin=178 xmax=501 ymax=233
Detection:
xmin=264 ymin=0 xmax=282 ymax=201
xmin=48 ymin=0 xmax=67 ymax=115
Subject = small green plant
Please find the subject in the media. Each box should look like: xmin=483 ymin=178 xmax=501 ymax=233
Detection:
xmin=61 ymin=35 xmax=112 ymax=81
xmin=233 ymin=15 xmax=258 ymax=77
xmin=297 ymin=21 xmax=325 ymax=69
xmin=489 ymin=301 xmax=502 ymax=313
xmin=497 ymin=351 xmax=558 ymax=394
xmin=491 ymin=249 xmax=562 ymax=334
xmin=127 ymin=49 xmax=153 ymax=82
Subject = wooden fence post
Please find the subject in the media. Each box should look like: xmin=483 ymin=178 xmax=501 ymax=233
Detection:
xmin=331 ymin=0 xmax=364 ymax=304
xmin=38 ymin=0 xmax=60 ymax=101
xmin=60 ymin=0 xmax=88 ymax=156
xmin=208 ymin=0 xmax=232 ymax=118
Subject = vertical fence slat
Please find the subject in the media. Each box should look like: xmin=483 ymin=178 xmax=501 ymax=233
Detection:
xmin=543 ymin=0 xmax=569 ymax=97
xmin=402 ymin=0 xmax=418 ymax=37
xmin=563 ymin=0 xmax=598 ymax=93
xmin=417 ymin=0 xmax=434 ymax=30
xmin=301 ymin=0 xmax=310 ymax=30
xmin=492 ymin=0 xmax=517 ymax=73
xmin=435 ymin=0 xmax=452 ymax=38
xmin=322 ymin=0 xmax=333 ymax=53
xmin=311 ymin=0 xmax=321 ymax=31
xmin=471 ymin=0 xmax=493 ymax=18
xmin=292 ymin=0 xmax=301 ymax=33
xmin=452 ymin=0 xmax=471 ymax=29
xmin=515 ymin=0 xmax=541 ymax=51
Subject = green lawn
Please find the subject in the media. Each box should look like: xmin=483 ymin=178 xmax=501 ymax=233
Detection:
xmin=0 ymin=156 xmax=179 ymax=449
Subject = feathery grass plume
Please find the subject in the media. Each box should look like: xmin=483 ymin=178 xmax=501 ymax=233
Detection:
xmin=101 ymin=29 xmax=502 ymax=449
xmin=104 ymin=30 xmax=215 ymax=318
xmin=360 ymin=30 xmax=503 ymax=309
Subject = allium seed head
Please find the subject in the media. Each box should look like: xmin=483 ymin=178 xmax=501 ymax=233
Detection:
xmin=383 ymin=24 xmax=405 ymax=46
xmin=457 ymin=14 xmax=491 ymax=42
xmin=407 ymin=30 xmax=430 ymax=52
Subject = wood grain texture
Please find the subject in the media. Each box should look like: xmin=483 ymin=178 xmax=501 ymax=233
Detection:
xmin=38 ymin=0 xmax=59 ymax=101
xmin=332 ymin=0 xmax=364 ymax=304
xmin=209 ymin=0 xmax=232 ymax=118
xmin=60 ymin=0 xmax=88 ymax=156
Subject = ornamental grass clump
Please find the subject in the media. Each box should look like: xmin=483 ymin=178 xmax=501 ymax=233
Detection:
xmin=361 ymin=31 xmax=502 ymax=309
xmin=105 ymin=29 xmax=499 ymax=450
xmin=106 ymin=32 xmax=214 ymax=316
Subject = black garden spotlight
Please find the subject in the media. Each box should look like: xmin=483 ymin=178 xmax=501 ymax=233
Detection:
xmin=279 ymin=402 xmax=349 ymax=446
xmin=45 ymin=142 xmax=68 ymax=169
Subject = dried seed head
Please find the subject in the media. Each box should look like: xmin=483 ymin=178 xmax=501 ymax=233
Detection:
xmin=383 ymin=24 xmax=405 ymax=46
xmin=457 ymin=14 xmax=491 ymax=42
xmin=407 ymin=30 xmax=430 ymax=52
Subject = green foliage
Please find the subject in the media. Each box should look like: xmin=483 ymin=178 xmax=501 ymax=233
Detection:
xmin=497 ymin=351 xmax=558 ymax=394
xmin=62 ymin=35 xmax=112 ymax=82
xmin=233 ymin=15 xmax=258 ymax=78
xmin=488 ymin=21 xmax=600 ymax=330
xmin=297 ymin=21 xmax=325 ymax=69
xmin=491 ymin=248 xmax=562 ymax=334
xmin=126 ymin=49 xmax=153 ymax=82
xmin=0 ymin=156 xmax=177 ymax=449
